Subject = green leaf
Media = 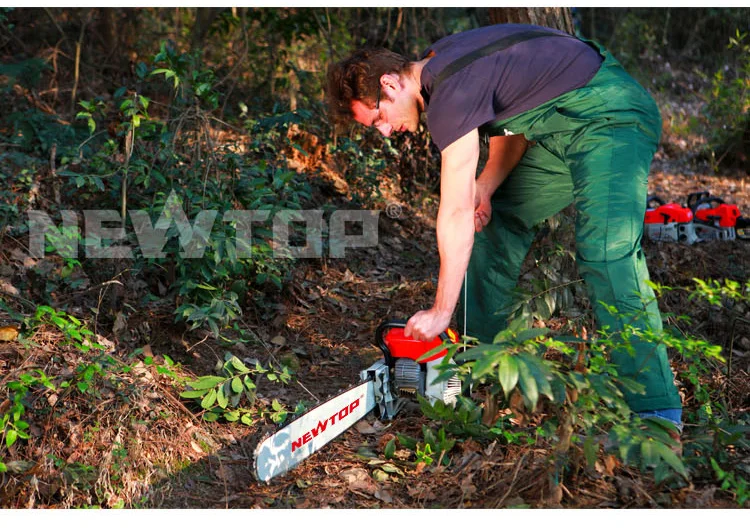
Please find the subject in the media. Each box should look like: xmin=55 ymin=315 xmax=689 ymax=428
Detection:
xmin=583 ymin=436 xmax=598 ymax=469
xmin=516 ymin=359 xmax=538 ymax=411
xmin=515 ymin=327 xmax=549 ymax=343
xmin=454 ymin=343 xmax=497 ymax=363
xmin=201 ymin=389 xmax=217 ymax=409
xmin=471 ymin=353 xmax=498 ymax=380
xmin=415 ymin=343 xmax=448 ymax=363
xmin=522 ymin=354 xmax=554 ymax=402
xmin=189 ymin=376 xmax=225 ymax=390
xmin=653 ymin=442 xmax=688 ymax=477
xmin=271 ymin=399 xmax=282 ymax=412
xmin=179 ymin=389 xmax=209 ymax=399
xmin=496 ymin=354 xmax=519 ymax=399
xmin=397 ymin=434 xmax=418 ymax=451
xmin=208 ymin=319 xmax=220 ymax=338
xmin=240 ymin=414 xmax=253 ymax=426
xmin=229 ymin=356 xmax=250 ymax=373
xmin=431 ymin=367 xmax=459 ymax=385
xmin=217 ymin=383 xmax=229 ymax=408
xmin=640 ymin=439 xmax=658 ymax=468
xmin=243 ymin=375 xmax=256 ymax=391
xmin=231 ymin=377 xmax=243 ymax=394
xmin=224 ymin=410 xmax=240 ymax=422
xmin=0 ymin=462 xmax=7 ymax=473
xmin=6 ymin=430 xmax=18 ymax=448
xmin=384 ymin=438 xmax=396 ymax=459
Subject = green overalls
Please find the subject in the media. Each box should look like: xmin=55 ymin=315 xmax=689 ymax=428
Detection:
xmin=458 ymin=38 xmax=682 ymax=413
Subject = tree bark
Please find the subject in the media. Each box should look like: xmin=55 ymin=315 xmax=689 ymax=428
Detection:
xmin=191 ymin=8 xmax=224 ymax=51
xmin=487 ymin=7 xmax=575 ymax=35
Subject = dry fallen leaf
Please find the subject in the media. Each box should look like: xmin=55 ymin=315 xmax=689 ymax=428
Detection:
xmin=214 ymin=465 xmax=234 ymax=482
xmin=0 ymin=279 xmax=19 ymax=296
xmin=112 ymin=312 xmax=127 ymax=335
xmin=340 ymin=467 xmax=377 ymax=494
xmin=270 ymin=335 xmax=286 ymax=346
xmin=355 ymin=420 xmax=377 ymax=435
xmin=0 ymin=326 xmax=19 ymax=342
xmin=460 ymin=475 xmax=477 ymax=497
xmin=374 ymin=487 xmax=393 ymax=503
xmin=407 ymin=485 xmax=436 ymax=500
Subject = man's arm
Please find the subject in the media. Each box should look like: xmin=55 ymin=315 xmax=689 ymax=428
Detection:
xmin=405 ymin=129 xmax=480 ymax=341
xmin=474 ymin=134 xmax=528 ymax=232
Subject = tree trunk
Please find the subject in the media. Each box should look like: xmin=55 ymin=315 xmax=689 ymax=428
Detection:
xmin=487 ymin=7 xmax=575 ymax=35
xmin=191 ymin=7 xmax=224 ymax=51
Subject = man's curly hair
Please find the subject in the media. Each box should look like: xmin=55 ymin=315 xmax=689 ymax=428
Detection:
xmin=326 ymin=47 xmax=411 ymax=127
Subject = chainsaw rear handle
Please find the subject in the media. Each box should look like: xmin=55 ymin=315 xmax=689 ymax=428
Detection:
xmin=688 ymin=192 xmax=724 ymax=213
xmin=646 ymin=194 xmax=666 ymax=208
xmin=375 ymin=319 xmax=456 ymax=368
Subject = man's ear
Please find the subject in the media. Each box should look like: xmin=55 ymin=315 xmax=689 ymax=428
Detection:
xmin=379 ymin=73 xmax=401 ymax=93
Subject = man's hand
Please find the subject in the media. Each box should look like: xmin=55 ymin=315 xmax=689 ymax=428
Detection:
xmin=474 ymin=181 xmax=493 ymax=232
xmin=405 ymin=308 xmax=452 ymax=342
xmin=473 ymin=135 xmax=529 ymax=233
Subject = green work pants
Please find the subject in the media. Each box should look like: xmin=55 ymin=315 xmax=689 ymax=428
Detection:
xmin=460 ymin=41 xmax=681 ymax=412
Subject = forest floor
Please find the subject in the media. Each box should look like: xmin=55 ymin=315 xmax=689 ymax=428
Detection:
xmin=1 ymin=80 xmax=749 ymax=510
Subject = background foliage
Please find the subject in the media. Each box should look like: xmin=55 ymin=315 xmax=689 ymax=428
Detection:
xmin=0 ymin=7 xmax=748 ymax=508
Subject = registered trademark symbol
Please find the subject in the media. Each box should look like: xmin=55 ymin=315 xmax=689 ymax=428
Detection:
xmin=385 ymin=203 xmax=402 ymax=219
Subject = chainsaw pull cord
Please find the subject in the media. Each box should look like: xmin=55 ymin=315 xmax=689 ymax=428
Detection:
xmin=463 ymin=270 xmax=468 ymax=340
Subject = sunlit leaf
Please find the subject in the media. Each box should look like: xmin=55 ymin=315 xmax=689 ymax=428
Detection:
xmin=496 ymin=354 xmax=519 ymax=399
xmin=201 ymin=389 xmax=217 ymax=409
xmin=189 ymin=376 xmax=225 ymax=390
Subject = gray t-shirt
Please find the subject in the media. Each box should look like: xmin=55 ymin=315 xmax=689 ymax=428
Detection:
xmin=419 ymin=24 xmax=603 ymax=151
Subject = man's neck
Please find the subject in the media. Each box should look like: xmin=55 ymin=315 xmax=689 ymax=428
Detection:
xmin=409 ymin=57 xmax=432 ymax=112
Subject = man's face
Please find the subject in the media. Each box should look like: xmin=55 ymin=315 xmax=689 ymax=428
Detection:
xmin=351 ymin=75 xmax=420 ymax=137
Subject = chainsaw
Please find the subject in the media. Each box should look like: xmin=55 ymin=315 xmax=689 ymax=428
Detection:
xmin=644 ymin=195 xmax=699 ymax=244
xmin=644 ymin=192 xmax=749 ymax=244
xmin=253 ymin=320 xmax=463 ymax=483
xmin=687 ymin=191 xmax=749 ymax=242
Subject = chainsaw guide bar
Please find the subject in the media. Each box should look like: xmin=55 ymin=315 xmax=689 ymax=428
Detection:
xmin=253 ymin=377 xmax=377 ymax=483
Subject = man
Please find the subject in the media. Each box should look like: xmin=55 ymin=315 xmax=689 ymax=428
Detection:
xmin=326 ymin=24 xmax=682 ymax=430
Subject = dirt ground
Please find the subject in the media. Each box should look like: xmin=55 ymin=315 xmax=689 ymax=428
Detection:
xmin=146 ymin=149 xmax=748 ymax=509
xmin=1 ymin=118 xmax=749 ymax=511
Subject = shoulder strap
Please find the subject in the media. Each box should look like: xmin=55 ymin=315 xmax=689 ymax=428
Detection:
xmin=430 ymin=29 xmax=576 ymax=94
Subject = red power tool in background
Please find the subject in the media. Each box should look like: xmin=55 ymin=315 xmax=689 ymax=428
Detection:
xmin=644 ymin=195 xmax=698 ymax=244
xmin=644 ymin=192 xmax=749 ymax=244
xmin=687 ymin=191 xmax=750 ymax=242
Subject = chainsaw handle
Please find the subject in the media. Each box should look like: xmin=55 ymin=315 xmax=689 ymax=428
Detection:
xmin=688 ymin=192 xmax=724 ymax=213
xmin=375 ymin=319 xmax=451 ymax=343
xmin=646 ymin=195 xmax=665 ymax=208
xmin=375 ymin=319 xmax=453 ymax=366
